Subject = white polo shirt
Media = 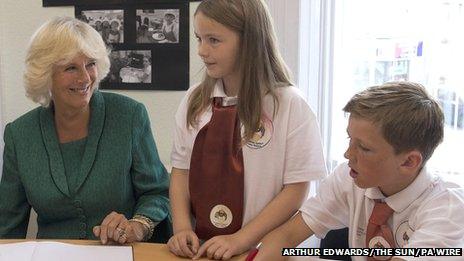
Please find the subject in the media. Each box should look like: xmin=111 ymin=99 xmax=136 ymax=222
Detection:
xmin=171 ymin=80 xmax=327 ymax=225
xmin=300 ymin=162 xmax=464 ymax=261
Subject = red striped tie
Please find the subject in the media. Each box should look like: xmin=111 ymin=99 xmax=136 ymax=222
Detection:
xmin=366 ymin=201 xmax=395 ymax=260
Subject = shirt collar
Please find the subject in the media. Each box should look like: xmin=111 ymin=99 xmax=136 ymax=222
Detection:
xmin=211 ymin=79 xmax=227 ymax=98
xmin=210 ymin=79 xmax=238 ymax=106
xmin=365 ymin=167 xmax=437 ymax=213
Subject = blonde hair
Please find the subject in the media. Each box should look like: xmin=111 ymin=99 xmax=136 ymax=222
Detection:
xmin=343 ymin=81 xmax=444 ymax=164
xmin=188 ymin=0 xmax=292 ymax=141
xmin=24 ymin=16 xmax=110 ymax=107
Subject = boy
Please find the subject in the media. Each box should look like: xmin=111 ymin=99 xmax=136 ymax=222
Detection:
xmin=255 ymin=82 xmax=464 ymax=260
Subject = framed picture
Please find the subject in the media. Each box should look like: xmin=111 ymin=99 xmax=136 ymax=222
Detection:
xmin=43 ymin=0 xmax=199 ymax=7
xmin=106 ymin=50 xmax=151 ymax=84
xmin=75 ymin=1 xmax=189 ymax=90
xmin=79 ymin=9 xmax=125 ymax=44
xmin=136 ymin=9 xmax=180 ymax=44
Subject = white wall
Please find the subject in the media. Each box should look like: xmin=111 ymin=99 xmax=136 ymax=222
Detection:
xmin=0 ymin=0 xmax=4 ymax=180
xmin=266 ymin=0 xmax=301 ymax=85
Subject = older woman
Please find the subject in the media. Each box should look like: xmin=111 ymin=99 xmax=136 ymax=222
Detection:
xmin=0 ymin=17 xmax=170 ymax=244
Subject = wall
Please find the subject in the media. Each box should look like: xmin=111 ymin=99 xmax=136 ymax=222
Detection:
xmin=0 ymin=0 xmax=4 ymax=178
xmin=266 ymin=0 xmax=301 ymax=86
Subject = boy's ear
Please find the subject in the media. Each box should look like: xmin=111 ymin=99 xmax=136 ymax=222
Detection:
xmin=400 ymin=150 xmax=423 ymax=170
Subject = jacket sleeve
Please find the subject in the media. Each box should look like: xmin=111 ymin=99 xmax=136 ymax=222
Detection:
xmin=0 ymin=123 xmax=31 ymax=238
xmin=130 ymin=103 xmax=170 ymax=223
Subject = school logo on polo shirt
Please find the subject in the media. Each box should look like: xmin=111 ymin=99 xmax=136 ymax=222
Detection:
xmin=369 ymin=235 xmax=391 ymax=249
xmin=368 ymin=236 xmax=392 ymax=260
xmin=210 ymin=204 xmax=233 ymax=228
xmin=245 ymin=115 xmax=273 ymax=149
xmin=395 ymin=220 xmax=414 ymax=247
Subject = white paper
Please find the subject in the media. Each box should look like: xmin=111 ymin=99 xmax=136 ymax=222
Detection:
xmin=0 ymin=242 xmax=35 ymax=261
xmin=0 ymin=241 xmax=133 ymax=261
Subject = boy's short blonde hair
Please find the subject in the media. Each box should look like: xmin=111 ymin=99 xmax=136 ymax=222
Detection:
xmin=343 ymin=81 xmax=444 ymax=164
xmin=24 ymin=16 xmax=110 ymax=107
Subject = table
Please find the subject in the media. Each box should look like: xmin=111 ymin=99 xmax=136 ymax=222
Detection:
xmin=0 ymin=240 xmax=247 ymax=261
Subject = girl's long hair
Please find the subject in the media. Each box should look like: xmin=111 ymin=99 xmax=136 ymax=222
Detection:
xmin=187 ymin=0 xmax=292 ymax=142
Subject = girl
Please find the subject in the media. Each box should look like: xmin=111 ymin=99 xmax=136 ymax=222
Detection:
xmin=161 ymin=13 xmax=179 ymax=43
xmin=168 ymin=0 xmax=327 ymax=259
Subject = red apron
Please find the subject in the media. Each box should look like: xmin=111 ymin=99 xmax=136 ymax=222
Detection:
xmin=189 ymin=97 xmax=244 ymax=240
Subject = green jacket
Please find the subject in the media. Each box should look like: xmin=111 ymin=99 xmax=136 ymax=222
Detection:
xmin=0 ymin=91 xmax=170 ymax=240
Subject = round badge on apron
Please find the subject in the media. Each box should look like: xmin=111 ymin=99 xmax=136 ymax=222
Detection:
xmin=210 ymin=205 xmax=233 ymax=228
xmin=369 ymin=236 xmax=392 ymax=261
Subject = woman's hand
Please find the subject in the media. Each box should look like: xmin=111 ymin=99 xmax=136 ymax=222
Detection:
xmin=167 ymin=229 xmax=200 ymax=258
xmin=193 ymin=233 xmax=249 ymax=260
xmin=93 ymin=211 xmax=147 ymax=244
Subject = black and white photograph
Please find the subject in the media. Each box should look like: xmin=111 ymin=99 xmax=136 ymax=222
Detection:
xmin=106 ymin=50 xmax=152 ymax=84
xmin=136 ymin=9 xmax=180 ymax=44
xmin=80 ymin=10 xmax=124 ymax=44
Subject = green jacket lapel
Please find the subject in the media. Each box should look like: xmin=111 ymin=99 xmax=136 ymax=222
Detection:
xmin=75 ymin=91 xmax=105 ymax=192
xmin=40 ymin=104 xmax=70 ymax=197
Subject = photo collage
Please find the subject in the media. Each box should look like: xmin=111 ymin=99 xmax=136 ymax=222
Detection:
xmin=74 ymin=1 xmax=189 ymax=91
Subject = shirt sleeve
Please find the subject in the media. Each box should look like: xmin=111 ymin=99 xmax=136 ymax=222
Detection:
xmin=299 ymin=163 xmax=352 ymax=238
xmin=283 ymin=91 xmax=327 ymax=184
xmin=130 ymin=103 xmax=170 ymax=222
xmin=402 ymin=187 xmax=464 ymax=249
xmin=170 ymin=91 xmax=193 ymax=170
xmin=0 ymin=123 xmax=31 ymax=238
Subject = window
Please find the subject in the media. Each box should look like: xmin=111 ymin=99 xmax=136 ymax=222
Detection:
xmin=299 ymin=0 xmax=464 ymax=184
xmin=322 ymin=0 xmax=464 ymax=184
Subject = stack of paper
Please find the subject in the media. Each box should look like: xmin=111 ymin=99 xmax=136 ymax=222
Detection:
xmin=0 ymin=241 xmax=133 ymax=261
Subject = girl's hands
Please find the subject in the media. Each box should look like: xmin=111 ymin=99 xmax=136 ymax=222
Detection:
xmin=193 ymin=233 xmax=249 ymax=260
xmin=167 ymin=229 xmax=200 ymax=258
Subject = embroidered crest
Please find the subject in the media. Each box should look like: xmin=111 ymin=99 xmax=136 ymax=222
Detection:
xmin=369 ymin=235 xmax=391 ymax=249
xmin=245 ymin=115 xmax=273 ymax=149
xmin=369 ymin=236 xmax=392 ymax=260
xmin=210 ymin=204 xmax=233 ymax=228
xmin=395 ymin=220 xmax=414 ymax=247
